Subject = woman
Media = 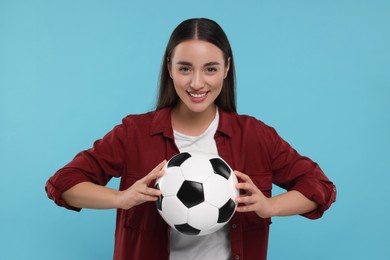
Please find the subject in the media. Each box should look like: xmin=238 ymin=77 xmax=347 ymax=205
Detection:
xmin=46 ymin=18 xmax=336 ymax=260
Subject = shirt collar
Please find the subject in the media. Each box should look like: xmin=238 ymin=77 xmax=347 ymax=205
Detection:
xmin=150 ymin=107 xmax=174 ymax=138
xmin=216 ymin=107 xmax=233 ymax=138
xmin=149 ymin=106 xmax=233 ymax=139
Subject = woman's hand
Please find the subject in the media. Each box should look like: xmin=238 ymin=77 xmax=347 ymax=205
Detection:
xmin=234 ymin=170 xmax=273 ymax=218
xmin=235 ymin=170 xmax=318 ymax=218
xmin=115 ymin=160 xmax=166 ymax=210
xmin=61 ymin=160 xmax=167 ymax=210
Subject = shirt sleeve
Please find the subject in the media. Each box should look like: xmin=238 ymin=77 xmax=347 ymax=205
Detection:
xmin=268 ymin=127 xmax=336 ymax=219
xmin=45 ymin=119 xmax=128 ymax=211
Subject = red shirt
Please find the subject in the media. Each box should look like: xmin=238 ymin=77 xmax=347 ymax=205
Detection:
xmin=46 ymin=107 xmax=336 ymax=260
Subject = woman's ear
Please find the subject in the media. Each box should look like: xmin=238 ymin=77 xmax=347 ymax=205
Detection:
xmin=167 ymin=58 xmax=173 ymax=78
xmin=224 ymin=57 xmax=231 ymax=79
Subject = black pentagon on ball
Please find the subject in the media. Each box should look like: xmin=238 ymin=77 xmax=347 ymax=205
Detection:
xmin=209 ymin=158 xmax=231 ymax=180
xmin=175 ymin=223 xmax=201 ymax=235
xmin=217 ymin=198 xmax=236 ymax=223
xmin=177 ymin=180 xmax=204 ymax=208
xmin=154 ymin=183 xmax=163 ymax=210
xmin=168 ymin=152 xmax=192 ymax=167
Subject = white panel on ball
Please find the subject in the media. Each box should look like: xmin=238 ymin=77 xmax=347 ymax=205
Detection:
xmin=159 ymin=167 xmax=185 ymax=197
xmin=180 ymin=156 xmax=213 ymax=182
xmin=187 ymin=203 xmax=218 ymax=230
xmin=161 ymin=196 xmax=188 ymax=225
xmin=203 ymin=174 xmax=231 ymax=208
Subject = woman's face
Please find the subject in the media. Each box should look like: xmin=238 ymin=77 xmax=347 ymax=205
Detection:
xmin=168 ymin=40 xmax=230 ymax=115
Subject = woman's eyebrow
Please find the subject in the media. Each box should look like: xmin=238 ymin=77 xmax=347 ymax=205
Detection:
xmin=175 ymin=61 xmax=192 ymax=66
xmin=204 ymin=61 xmax=221 ymax=66
xmin=175 ymin=61 xmax=222 ymax=66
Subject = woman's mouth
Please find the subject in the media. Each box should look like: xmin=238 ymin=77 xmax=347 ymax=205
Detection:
xmin=187 ymin=91 xmax=208 ymax=102
xmin=189 ymin=92 xmax=207 ymax=98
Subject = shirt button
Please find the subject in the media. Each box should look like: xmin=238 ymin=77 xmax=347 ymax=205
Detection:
xmin=234 ymin=255 xmax=240 ymax=260
xmin=232 ymin=223 xmax=237 ymax=229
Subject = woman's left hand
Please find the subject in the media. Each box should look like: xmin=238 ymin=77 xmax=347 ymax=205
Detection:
xmin=234 ymin=170 xmax=273 ymax=218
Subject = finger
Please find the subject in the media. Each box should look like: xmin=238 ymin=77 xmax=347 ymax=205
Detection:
xmin=131 ymin=186 xmax=162 ymax=206
xmin=236 ymin=194 xmax=256 ymax=204
xmin=139 ymin=193 xmax=160 ymax=202
xmin=151 ymin=160 xmax=167 ymax=174
xmin=142 ymin=187 xmax=162 ymax=197
xmin=235 ymin=204 xmax=257 ymax=213
xmin=150 ymin=169 xmax=165 ymax=180
xmin=234 ymin=170 xmax=254 ymax=185
xmin=144 ymin=160 xmax=167 ymax=183
xmin=236 ymin=182 xmax=258 ymax=194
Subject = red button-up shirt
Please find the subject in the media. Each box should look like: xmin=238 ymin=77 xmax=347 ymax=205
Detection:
xmin=46 ymin=107 xmax=336 ymax=260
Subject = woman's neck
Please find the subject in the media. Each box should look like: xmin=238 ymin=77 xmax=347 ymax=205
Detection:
xmin=171 ymin=104 xmax=217 ymax=136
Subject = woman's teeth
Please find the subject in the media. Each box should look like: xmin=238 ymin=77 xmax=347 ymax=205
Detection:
xmin=189 ymin=92 xmax=207 ymax=98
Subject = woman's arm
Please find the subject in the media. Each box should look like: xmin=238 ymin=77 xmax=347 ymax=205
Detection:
xmin=62 ymin=182 xmax=121 ymax=209
xmin=235 ymin=170 xmax=317 ymax=218
xmin=62 ymin=160 xmax=166 ymax=210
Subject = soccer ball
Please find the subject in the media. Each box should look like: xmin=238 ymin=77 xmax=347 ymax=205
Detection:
xmin=155 ymin=151 xmax=239 ymax=236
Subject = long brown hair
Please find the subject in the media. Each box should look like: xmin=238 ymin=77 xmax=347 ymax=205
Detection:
xmin=156 ymin=18 xmax=236 ymax=112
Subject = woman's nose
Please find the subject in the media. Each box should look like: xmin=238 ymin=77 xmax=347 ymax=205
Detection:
xmin=190 ymin=71 xmax=204 ymax=89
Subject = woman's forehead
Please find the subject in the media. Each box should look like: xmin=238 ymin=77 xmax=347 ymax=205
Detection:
xmin=171 ymin=40 xmax=224 ymax=63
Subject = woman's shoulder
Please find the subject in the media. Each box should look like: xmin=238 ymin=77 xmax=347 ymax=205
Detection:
xmin=227 ymin=110 xmax=274 ymax=130
xmin=119 ymin=108 xmax=172 ymax=135
xmin=219 ymin=109 xmax=278 ymax=140
xmin=122 ymin=108 xmax=170 ymax=123
xmin=122 ymin=110 xmax=155 ymax=122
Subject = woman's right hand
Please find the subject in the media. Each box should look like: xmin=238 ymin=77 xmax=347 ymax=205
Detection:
xmin=115 ymin=160 xmax=166 ymax=210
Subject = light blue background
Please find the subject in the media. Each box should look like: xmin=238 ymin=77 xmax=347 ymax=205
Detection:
xmin=1 ymin=0 xmax=389 ymax=259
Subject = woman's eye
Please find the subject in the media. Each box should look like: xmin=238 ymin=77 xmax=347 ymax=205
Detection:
xmin=178 ymin=67 xmax=191 ymax=73
xmin=206 ymin=67 xmax=218 ymax=73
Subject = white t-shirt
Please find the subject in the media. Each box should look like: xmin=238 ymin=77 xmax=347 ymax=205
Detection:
xmin=169 ymin=109 xmax=231 ymax=260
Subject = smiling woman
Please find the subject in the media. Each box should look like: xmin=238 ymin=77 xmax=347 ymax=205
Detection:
xmin=45 ymin=18 xmax=336 ymax=260
xmin=157 ymin=18 xmax=236 ymax=114
xmin=168 ymin=40 xmax=230 ymax=135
